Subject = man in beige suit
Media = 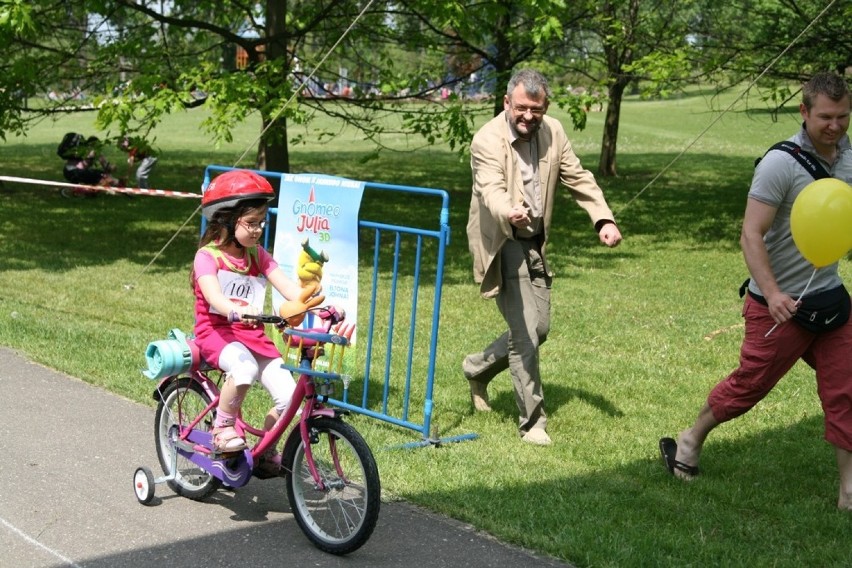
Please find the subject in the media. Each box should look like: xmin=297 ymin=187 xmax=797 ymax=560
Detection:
xmin=464 ymin=69 xmax=622 ymax=445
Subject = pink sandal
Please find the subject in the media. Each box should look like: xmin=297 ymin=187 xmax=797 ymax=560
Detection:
xmin=212 ymin=426 xmax=247 ymax=453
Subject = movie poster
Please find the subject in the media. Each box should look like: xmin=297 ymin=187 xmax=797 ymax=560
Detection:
xmin=271 ymin=173 xmax=364 ymax=345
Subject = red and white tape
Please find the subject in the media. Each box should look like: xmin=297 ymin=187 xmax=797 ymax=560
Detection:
xmin=0 ymin=175 xmax=202 ymax=199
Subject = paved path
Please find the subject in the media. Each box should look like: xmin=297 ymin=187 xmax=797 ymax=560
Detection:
xmin=0 ymin=347 xmax=570 ymax=568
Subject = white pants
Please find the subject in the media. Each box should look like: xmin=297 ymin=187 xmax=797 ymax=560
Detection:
xmin=218 ymin=342 xmax=296 ymax=415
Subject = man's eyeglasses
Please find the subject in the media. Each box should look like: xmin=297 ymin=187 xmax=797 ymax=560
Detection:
xmin=239 ymin=219 xmax=267 ymax=232
xmin=510 ymin=103 xmax=546 ymax=117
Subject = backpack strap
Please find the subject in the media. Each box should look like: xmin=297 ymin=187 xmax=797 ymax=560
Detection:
xmin=756 ymin=141 xmax=830 ymax=180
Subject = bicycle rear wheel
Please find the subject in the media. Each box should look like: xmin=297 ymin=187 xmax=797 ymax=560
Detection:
xmin=283 ymin=417 xmax=381 ymax=555
xmin=154 ymin=377 xmax=221 ymax=500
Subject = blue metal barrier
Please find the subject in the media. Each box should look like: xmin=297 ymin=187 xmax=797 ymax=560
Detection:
xmin=202 ymin=165 xmax=477 ymax=446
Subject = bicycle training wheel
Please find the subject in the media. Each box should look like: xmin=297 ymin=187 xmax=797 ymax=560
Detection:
xmin=133 ymin=466 xmax=156 ymax=505
xmin=154 ymin=377 xmax=221 ymax=500
xmin=282 ymin=417 xmax=381 ymax=555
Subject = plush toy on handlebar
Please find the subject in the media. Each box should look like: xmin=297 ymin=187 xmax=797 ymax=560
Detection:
xmin=279 ymin=238 xmax=327 ymax=327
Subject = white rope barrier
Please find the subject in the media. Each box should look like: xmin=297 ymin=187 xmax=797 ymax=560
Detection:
xmin=0 ymin=175 xmax=201 ymax=199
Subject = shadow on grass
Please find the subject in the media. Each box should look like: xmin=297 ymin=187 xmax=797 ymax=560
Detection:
xmin=407 ymin=416 xmax=852 ymax=567
xmin=0 ymin=185 xmax=200 ymax=272
xmin=3 ymin=146 xmax=751 ymax=280
xmin=485 ymin=383 xmax=625 ymax=422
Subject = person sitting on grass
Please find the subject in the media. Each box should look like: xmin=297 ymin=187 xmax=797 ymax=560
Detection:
xmin=62 ymin=136 xmax=121 ymax=189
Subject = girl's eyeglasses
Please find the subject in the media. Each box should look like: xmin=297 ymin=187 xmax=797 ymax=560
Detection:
xmin=239 ymin=219 xmax=267 ymax=232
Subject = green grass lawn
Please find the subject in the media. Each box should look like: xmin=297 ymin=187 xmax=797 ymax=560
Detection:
xmin=2 ymin=89 xmax=851 ymax=567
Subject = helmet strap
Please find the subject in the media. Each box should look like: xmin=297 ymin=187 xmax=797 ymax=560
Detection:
xmin=223 ymin=221 xmax=243 ymax=249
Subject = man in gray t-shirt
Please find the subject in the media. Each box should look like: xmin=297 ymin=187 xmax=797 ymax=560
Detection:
xmin=660 ymin=72 xmax=852 ymax=511
xmin=748 ymin=131 xmax=850 ymax=297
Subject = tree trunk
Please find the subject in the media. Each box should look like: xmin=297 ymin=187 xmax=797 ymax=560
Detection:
xmin=262 ymin=119 xmax=290 ymax=174
xmin=490 ymin=7 xmax=513 ymax=117
xmin=260 ymin=0 xmax=290 ymax=174
xmin=597 ymin=0 xmax=639 ymax=177
xmin=598 ymin=79 xmax=627 ymax=177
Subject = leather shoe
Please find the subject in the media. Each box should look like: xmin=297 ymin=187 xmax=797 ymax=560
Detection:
xmin=521 ymin=428 xmax=552 ymax=446
xmin=468 ymin=379 xmax=491 ymax=412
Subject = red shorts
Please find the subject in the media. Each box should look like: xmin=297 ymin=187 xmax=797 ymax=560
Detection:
xmin=708 ymin=294 xmax=852 ymax=450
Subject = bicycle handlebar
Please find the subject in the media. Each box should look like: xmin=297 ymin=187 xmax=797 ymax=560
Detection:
xmin=241 ymin=313 xmax=287 ymax=325
xmin=242 ymin=305 xmax=346 ymax=328
xmin=244 ymin=306 xmax=349 ymax=351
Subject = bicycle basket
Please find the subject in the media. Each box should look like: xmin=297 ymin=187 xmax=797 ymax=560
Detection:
xmin=281 ymin=329 xmax=349 ymax=395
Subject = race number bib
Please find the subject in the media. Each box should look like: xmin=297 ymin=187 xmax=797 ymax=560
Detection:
xmin=209 ymin=270 xmax=267 ymax=315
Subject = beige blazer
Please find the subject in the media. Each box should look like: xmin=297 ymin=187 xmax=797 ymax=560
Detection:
xmin=466 ymin=112 xmax=615 ymax=298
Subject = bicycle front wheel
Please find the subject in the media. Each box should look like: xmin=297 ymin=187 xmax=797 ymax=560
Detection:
xmin=154 ymin=377 xmax=221 ymax=500
xmin=283 ymin=417 xmax=380 ymax=555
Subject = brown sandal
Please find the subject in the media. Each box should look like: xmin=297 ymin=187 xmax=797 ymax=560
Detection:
xmin=212 ymin=426 xmax=247 ymax=453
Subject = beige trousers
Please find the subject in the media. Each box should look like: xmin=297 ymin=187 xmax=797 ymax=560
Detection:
xmin=464 ymin=238 xmax=551 ymax=434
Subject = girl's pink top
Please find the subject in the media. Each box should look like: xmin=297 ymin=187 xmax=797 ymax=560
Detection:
xmin=193 ymin=244 xmax=281 ymax=366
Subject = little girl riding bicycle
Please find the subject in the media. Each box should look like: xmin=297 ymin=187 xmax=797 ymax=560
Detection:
xmin=136 ymin=167 xmax=380 ymax=554
xmin=192 ymin=169 xmax=310 ymax=474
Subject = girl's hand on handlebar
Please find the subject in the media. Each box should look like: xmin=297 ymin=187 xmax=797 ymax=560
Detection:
xmin=240 ymin=305 xmax=345 ymax=329
xmin=228 ymin=305 xmax=260 ymax=326
xmin=241 ymin=312 xmax=286 ymax=326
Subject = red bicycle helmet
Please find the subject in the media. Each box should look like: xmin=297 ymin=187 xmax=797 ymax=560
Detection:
xmin=201 ymin=169 xmax=276 ymax=220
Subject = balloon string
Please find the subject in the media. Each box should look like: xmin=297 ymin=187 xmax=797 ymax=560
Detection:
xmin=764 ymin=267 xmax=817 ymax=337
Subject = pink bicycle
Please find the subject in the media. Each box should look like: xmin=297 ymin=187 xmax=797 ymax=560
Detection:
xmin=133 ymin=306 xmax=380 ymax=555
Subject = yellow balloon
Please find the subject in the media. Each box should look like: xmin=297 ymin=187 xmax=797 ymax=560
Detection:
xmin=790 ymin=178 xmax=852 ymax=268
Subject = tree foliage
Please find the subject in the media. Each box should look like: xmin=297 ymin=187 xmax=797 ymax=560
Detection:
xmin=0 ymin=0 xmax=849 ymax=176
xmin=690 ymin=0 xmax=852 ymax=114
xmin=0 ymin=0 xmax=580 ymax=171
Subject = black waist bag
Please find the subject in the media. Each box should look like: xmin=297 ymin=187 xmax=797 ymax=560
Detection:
xmin=742 ymin=281 xmax=851 ymax=333
xmin=793 ymin=285 xmax=851 ymax=333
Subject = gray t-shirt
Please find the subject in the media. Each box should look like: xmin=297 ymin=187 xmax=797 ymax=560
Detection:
xmin=747 ymin=128 xmax=852 ymax=298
